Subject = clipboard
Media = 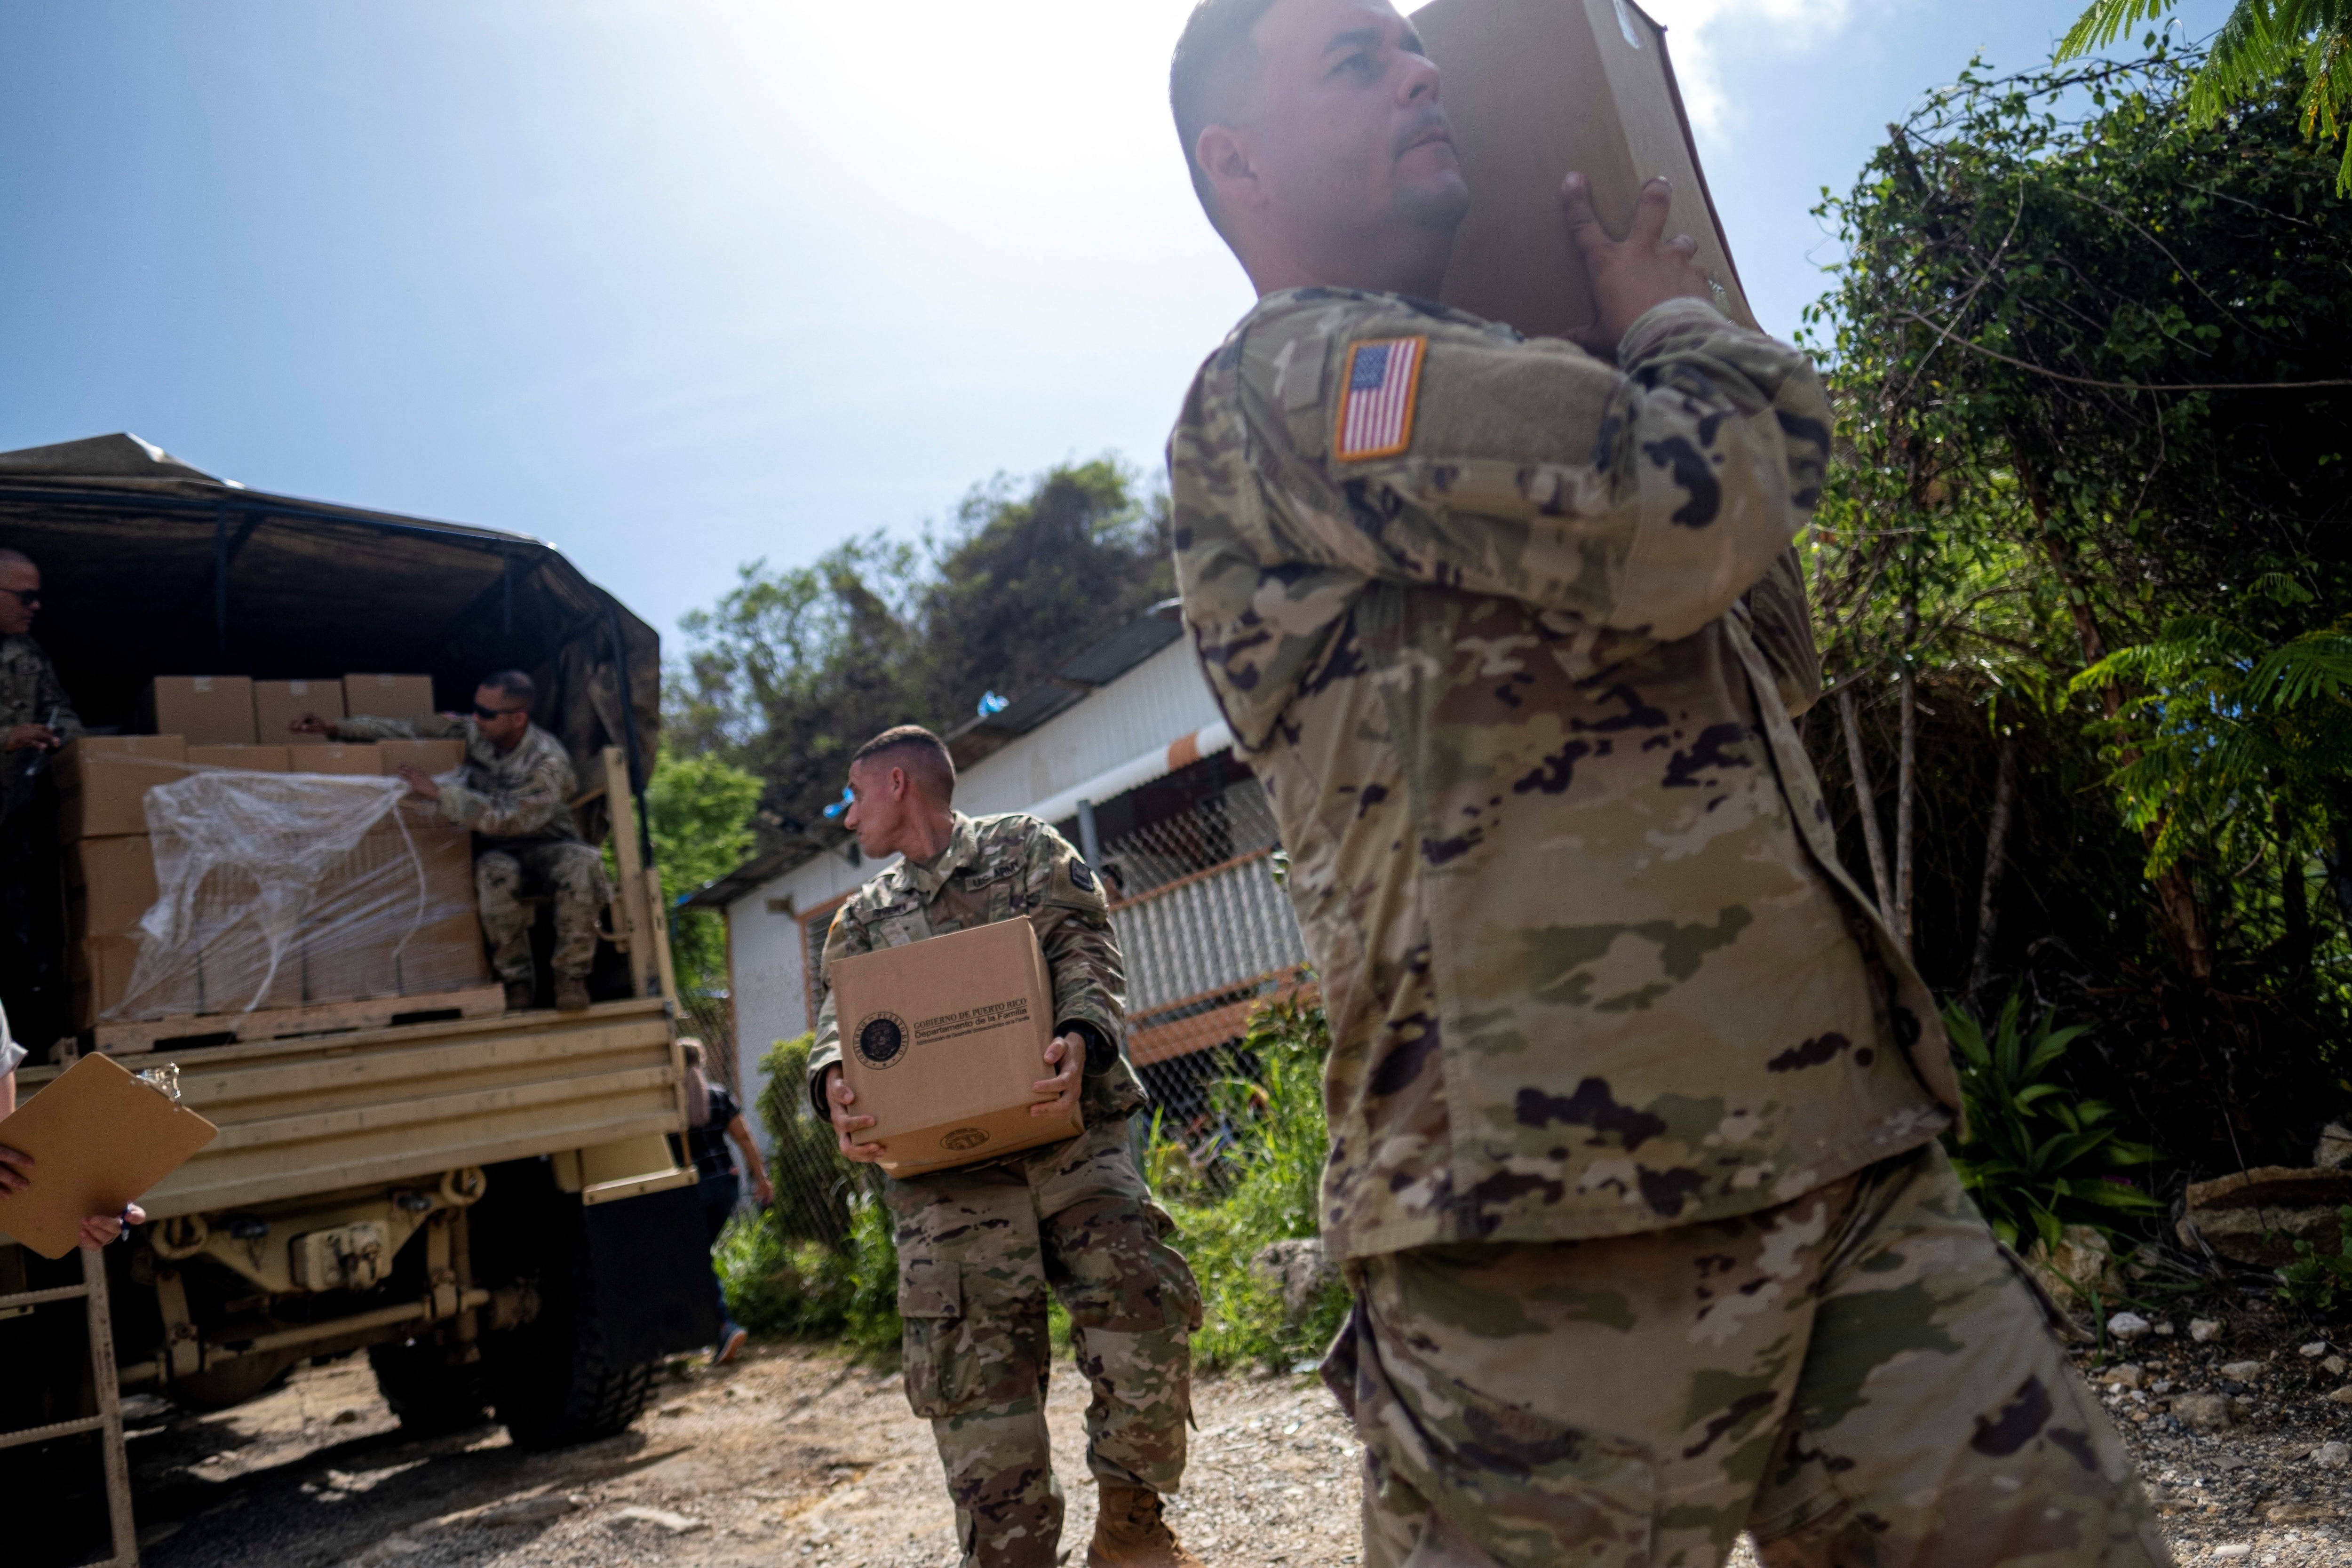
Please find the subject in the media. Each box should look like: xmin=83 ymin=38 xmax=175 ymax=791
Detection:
xmin=0 ymin=1054 xmax=219 ymax=1258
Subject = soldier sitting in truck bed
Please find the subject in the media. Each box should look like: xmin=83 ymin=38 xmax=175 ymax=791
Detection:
xmin=289 ymin=669 xmax=606 ymax=1012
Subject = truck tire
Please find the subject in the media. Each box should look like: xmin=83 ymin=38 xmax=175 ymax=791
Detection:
xmin=367 ymin=1338 xmax=491 ymax=1436
xmin=485 ymin=1251 xmax=661 ymax=1449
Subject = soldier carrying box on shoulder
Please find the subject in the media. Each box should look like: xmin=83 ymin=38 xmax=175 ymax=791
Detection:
xmin=810 ymin=724 xmax=1208 ymax=1568
xmin=290 ymin=668 xmax=607 ymax=1013
xmin=1163 ymin=3 xmax=2167 ymax=1566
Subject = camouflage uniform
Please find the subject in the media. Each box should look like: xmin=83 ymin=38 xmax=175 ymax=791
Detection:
xmin=334 ymin=714 xmax=606 ymax=981
xmin=809 ymin=812 xmax=1201 ymax=1568
xmin=0 ymin=635 xmax=82 ymax=1047
xmin=1168 ymin=291 xmax=2162 ymax=1566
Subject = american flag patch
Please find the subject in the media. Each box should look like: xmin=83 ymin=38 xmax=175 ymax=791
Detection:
xmin=1335 ymin=336 xmax=1425 ymax=461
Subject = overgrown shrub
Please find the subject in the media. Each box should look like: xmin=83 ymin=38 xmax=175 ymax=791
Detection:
xmin=1154 ymin=990 xmax=1349 ymax=1370
xmin=1941 ymin=990 xmax=2159 ymax=1250
xmin=716 ymin=1031 xmax=900 ymax=1346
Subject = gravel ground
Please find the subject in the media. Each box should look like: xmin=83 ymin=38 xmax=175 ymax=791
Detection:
xmin=120 ymin=1307 xmax=2350 ymax=1567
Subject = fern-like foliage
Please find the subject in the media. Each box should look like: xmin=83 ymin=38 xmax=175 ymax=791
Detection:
xmin=2074 ymin=605 xmax=2352 ymax=876
xmin=2060 ymin=0 xmax=2352 ymax=191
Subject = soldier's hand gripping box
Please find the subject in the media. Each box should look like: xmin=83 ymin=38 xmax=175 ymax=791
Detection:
xmin=828 ymin=919 xmax=1082 ymax=1178
xmin=1409 ymin=0 xmax=1757 ymax=341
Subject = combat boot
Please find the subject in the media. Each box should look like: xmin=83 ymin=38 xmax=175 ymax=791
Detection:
xmin=503 ymin=979 xmax=534 ymax=1012
xmin=1087 ymin=1483 xmax=1204 ymax=1568
xmin=554 ymin=974 xmax=591 ymax=1012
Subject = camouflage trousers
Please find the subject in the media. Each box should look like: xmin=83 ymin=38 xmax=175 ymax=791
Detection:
xmin=888 ymin=1118 xmax=1202 ymax=1568
xmin=474 ymin=840 xmax=605 ymax=981
xmin=1330 ymin=1142 xmax=2168 ymax=1568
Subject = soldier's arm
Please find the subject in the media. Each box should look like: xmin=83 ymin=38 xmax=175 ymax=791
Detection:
xmin=329 ymin=715 xmax=430 ymax=742
xmin=36 ymin=655 xmax=84 ymax=743
xmin=806 ymin=905 xmax=870 ymax=1116
xmin=1255 ymin=298 xmax=1831 ymax=642
xmin=437 ymin=752 xmax=569 ymax=838
xmin=1022 ymin=822 xmax=1127 ymax=1071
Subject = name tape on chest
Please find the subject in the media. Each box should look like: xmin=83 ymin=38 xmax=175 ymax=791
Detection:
xmin=1335 ymin=336 xmax=1425 ymax=462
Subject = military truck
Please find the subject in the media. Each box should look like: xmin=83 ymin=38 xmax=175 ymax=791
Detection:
xmin=0 ymin=435 xmax=719 ymax=1566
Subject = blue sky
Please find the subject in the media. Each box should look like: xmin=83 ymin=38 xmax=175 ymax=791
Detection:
xmin=0 ymin=0 xmax=2227 ymax=659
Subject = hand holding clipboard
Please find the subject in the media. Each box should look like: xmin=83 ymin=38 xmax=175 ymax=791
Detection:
xmin=0 ymin=1054 xmax=218 ymax=1259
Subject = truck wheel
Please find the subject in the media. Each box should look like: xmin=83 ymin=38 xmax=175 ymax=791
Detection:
xmin=366 ymin=1338 xmax=490 ymax=1436
xmin=485 ymin=1280 xmax=660 ymax=1449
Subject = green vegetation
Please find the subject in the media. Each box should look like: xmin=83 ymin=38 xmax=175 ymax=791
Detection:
xmin=1804 ymin=46 xmax=2352 ymax=1174
xmin=1150 ymin=992 xmax=1349 ymax=1371
xmin=2277 ymin=1205 xmax=2352 ymax=1310
xmin=1941 ymin=991 xmax=2160 ymax=1250
xmin=669 ymin=458 xmax=1172 ymax=841
xmin=643 ymin=743 xmax=763 ymax=995
xmin=2059 ymin=0 xmax=2352 ymax=191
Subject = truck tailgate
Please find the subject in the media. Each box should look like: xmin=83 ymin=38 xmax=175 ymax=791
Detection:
xmin=92 ymin=998 xmax=682 ymax=1218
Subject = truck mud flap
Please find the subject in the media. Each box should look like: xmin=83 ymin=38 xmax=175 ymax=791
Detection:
xmin=580 ymin=1182 xmax=718 ymax=1366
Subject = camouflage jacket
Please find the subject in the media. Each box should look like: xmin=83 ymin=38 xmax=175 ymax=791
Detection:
xmin=1168 ymin=289 xmax=1959 ymax=1259
xmin=0 ymin=635 xmax=84 ymax=824
xmin=807 ymin=811 xmax=1147 ymax=1132
xmin=0 ymin=637 xmax=84 ymax=740
xmin=334 ymin=714 xmax=581 ymax=845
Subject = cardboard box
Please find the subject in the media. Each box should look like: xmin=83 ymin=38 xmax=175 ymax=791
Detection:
xmin=65 ymin=836 xmax=159 ymax=941
xmin=71 ymin=937 xmax=142 ymax=1028
xmin=142 ymin=676 xmax=257 ymax=745
xmin=301 ymin=827 xmax=486 ymax=1002
xmin=291 ymin=743 xmax=381 ymax=776
xmin=343 ymin=673 xmax=437 ymax=722
xmin=1411 ymin=0 xmax=1757 ymax=340
xmin=56 ymin=736 xmax=188 ymax=840
xmin=378 ymin=738 xmax=465 ymax=775
xmin=827 ymin=919 xmax=1081 ymax=1177
xmin=254 ymin=678 xmax=345 ymax=745
xmin=187 ymin=744 xmax=291 ymax=773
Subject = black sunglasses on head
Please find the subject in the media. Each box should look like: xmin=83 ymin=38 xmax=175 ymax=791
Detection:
xmin=472 ymin=703 xmax=525 ymax=722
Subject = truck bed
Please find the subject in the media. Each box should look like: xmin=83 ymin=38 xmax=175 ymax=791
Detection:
xmin=20 ymin=998 xmax=683 ymax=1219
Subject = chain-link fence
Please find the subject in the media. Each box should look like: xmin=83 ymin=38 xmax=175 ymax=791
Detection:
xmin=694 ymin=771 xmax=1317 ymax=1245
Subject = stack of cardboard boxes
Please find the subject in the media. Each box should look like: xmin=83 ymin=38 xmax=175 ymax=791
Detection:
xmin=61 ymin=674 xmax=493 ymax=1030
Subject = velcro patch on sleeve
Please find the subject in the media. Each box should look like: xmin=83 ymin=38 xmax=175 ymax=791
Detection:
xmin=1334 ymin=336 xmax=1425 ymax=461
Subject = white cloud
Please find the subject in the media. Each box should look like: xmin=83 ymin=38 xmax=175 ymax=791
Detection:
xmin=1630 ymin=0 xmax=1860 ymax=132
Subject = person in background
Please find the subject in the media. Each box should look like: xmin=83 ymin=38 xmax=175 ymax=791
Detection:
xmin=0 ymin=547 xmax=83 ymax=1052
xmin=0 ymin=1003 xmax=142 ymax=1247
xmin=291 ymin=668 xmax=608 ymax=1012
xmin=679 ymin=1038 xmax=770 ymax=1368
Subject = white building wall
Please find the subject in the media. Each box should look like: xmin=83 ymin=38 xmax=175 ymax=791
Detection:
xmin=722 ymin=632 xmax=1224 ymax=1126
xmin=954 ymin=638 xmax=1223 ymax=819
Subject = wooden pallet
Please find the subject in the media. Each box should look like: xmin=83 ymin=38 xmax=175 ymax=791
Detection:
xmin=89 ymin=983 xmax=508 ymax=1057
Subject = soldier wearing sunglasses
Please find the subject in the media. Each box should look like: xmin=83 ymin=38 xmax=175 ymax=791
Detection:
xmin=0 ymin=547 xmax=82 ymax=1049
xmin=289 ymin=669 xmax=606 ymax=1012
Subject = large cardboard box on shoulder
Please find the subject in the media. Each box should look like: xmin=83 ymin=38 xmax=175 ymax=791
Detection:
xmin=1409 ymin=0 xmax=1756 ymax=340
xmin=827 ymin=919 xmax=1082 ymax=1178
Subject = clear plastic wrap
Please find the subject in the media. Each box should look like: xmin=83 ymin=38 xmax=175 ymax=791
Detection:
xmin=106 ymin=767 xmax=490 ymax=1021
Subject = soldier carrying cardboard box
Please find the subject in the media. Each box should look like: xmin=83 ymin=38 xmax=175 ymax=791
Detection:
xmin=288 ymin=669 xmax=606 ymax=1012
xmin=1163 ymin=2 xmax=2165 ymax=1566
xmin=809 ymin=724 xmax=1208 ymax=1568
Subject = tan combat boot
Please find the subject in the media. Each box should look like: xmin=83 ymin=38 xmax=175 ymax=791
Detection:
xmin=554 ymin=974 xmax=592 ymax=1011
xmin=1087 ymin=1483 xmax=1204 ymax=1568
xmin=503 ymin=979 xmax=535 ymax=1012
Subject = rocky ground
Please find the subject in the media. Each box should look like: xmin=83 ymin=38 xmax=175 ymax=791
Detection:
xmin=118 ymin=1298 xmax=2351 ymax=1567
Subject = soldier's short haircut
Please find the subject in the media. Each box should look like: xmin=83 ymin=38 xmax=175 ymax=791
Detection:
xmin=851 ymin=724 xmax=956 ymax=802
xmin=481 ymin=669 xmax=535 ymax=706
xmin=1170 ymin=0 xmax=1283 ymax=234
xmin=0 ymin=548 xmax=34 ymax=573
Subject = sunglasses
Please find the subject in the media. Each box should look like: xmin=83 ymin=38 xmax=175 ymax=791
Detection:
xmin=0 ymin=588 xmax=41 ymax=607
xmin=472 ymin=703 xmax=526 ymax=722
